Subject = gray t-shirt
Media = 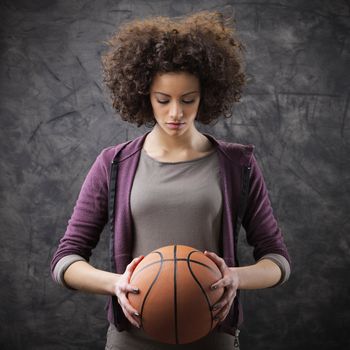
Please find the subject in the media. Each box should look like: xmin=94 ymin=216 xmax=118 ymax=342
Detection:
xmin=130 ymin=148 xmax=223 ymax=258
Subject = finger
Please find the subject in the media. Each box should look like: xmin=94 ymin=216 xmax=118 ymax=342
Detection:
xmin=121 ymin=305 xmax=141 ymax=328
xmin=204 ymin=251 xmax=226 ymax=273
xmin=115 ymin=276 xmax=141 ymax=299
xmin=124 ymin=257 xmax=144 ymax=282
xmin=212 ymin=300 xmax=230 ymax=318
xmin=215 ymin=309 xmax=230 ymax=323
xmin=224 ymin=288 xmax=236 ymax=304
xmin=125 ymin=255 xmax=144 ymax=274
xmin=117 ymin=283 xmax=139 ymax=297
xmin=211 ymin=288 xmax=236 ymax=313
xmin=124 ymin=283 xmax=140 ymax=294
xmin=119 ymin=296 xmax=141 ymax=328
xmin=210 ymin=275 xmax=232 ymax=290
xmin=132 ymin=255 xmax=144 ymax=266
xmin=211 ymin=294 xmax=229 ymax=312
xmin=210 ymin=278 xmax=224 ymax=290
xmin=213 ymin=304 xmax=231 ymax=323
xmin=204 ymin=250 xmax=220 ymax=262
xmin=119 ymin=294 xmax=140 ymax=318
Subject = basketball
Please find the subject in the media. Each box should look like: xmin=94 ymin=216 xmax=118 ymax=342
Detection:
xmin=128 ymin=244 xmax=224 ymax=344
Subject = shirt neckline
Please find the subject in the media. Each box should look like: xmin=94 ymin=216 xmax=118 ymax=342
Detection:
xmin=141 ymin=148 xmax=216 ymax=165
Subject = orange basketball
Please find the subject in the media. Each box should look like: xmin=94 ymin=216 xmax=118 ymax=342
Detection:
xmin=128 ymin=244 xmax=224 ymax=344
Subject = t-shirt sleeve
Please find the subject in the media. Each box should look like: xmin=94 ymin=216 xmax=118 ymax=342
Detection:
xmin=258 ymin=253 xmax=291 ymax=286
xmin=52 ymin=254 xmax=87 ymax=289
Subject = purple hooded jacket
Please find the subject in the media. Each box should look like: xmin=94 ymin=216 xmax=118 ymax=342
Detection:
xmin=51 ymin=131 xmax=290 ymax=336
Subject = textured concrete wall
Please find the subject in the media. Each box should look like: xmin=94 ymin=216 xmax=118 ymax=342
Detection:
xmin=0 ymin=0 xmax=349 ymax=349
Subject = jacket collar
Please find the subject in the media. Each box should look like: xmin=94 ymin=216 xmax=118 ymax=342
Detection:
xmin=115 ymin=130 xmax=254 ymax=166
xmin=203 ymin=133 xmax=254 ymax=166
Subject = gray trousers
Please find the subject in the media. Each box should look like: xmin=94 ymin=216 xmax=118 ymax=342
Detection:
xmin=105 ymin=323 xmax=240 ymax=350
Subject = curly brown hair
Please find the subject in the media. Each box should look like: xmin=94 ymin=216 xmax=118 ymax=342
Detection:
xmin=101 ymin=10 xmax=246 ymax=126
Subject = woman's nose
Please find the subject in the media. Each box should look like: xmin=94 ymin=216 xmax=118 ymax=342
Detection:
xmin=169 ymin=101 xmax=184 ymax=120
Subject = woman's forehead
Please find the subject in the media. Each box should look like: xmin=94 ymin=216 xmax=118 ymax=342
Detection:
xmin=150 ymin=72 xmax=200 ymax=95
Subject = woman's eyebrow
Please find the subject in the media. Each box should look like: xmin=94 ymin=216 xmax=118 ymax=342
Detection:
xmin=153 ymin=91 xmax=199 ymax=97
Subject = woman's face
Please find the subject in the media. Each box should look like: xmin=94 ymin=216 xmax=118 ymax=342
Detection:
xmin=149 ymin=71 xmax=201 ymax=136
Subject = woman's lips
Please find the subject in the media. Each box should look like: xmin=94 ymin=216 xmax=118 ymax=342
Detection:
xmin=166 ymin=122 xmax=185 ymax=129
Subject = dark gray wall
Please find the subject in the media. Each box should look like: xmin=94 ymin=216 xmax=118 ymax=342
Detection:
xmin=1 ymin=0 xmax=349 ymax=349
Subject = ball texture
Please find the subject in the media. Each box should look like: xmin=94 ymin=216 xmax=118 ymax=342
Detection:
xmin=128 ymin=244 xmax=224 ymax=344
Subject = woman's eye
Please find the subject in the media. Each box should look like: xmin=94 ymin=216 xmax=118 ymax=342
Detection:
xmin=157 ymin=100 xmax=195 ymax=104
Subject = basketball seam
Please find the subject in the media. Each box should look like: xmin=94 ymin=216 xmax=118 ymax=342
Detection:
xmin=139 ymin=251 xmax=163 ymax=330
xmin=187 ymin=250 xmax=215 ymax=334
xmin=131 ymin=258 xmax=217 ymax=281
xmin=174 ymin=245 xmax=179 ymax=345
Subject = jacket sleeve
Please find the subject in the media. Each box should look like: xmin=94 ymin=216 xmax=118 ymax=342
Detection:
xmin=50 ymin=149 xmax=110 ymax=278
xmin=242 ymin=154 xmax=291 ymax=266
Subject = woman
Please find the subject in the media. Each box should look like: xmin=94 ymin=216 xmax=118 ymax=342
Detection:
xmin=51 ymin=10 xmax=291 ymax=349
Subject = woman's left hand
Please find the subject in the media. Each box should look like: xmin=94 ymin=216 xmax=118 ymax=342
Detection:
xmin=204 ymin=250 xmax=240 ymax=324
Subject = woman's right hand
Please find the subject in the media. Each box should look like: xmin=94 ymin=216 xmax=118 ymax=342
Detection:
xmin=114 ymin=255 xmax=144 ymax=328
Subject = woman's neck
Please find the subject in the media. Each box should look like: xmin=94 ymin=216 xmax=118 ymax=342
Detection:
xmin=143 ymin=124 xmax=213 ymax=162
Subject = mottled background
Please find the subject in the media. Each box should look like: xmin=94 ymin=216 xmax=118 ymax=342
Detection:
xmin=0 ymin=0 xmax=349 ymax=349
